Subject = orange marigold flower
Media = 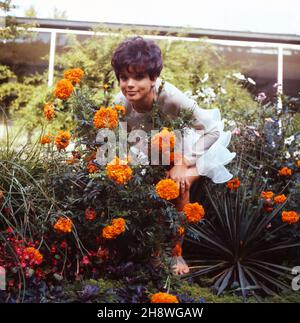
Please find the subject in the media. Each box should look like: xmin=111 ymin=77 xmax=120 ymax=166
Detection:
xmin=172 ymin=242 xmax=182 ymax=257
xmin=297 ymin=160 xmax=300 ymax=168
xmin=40 ymin=133 xmax=52 ymax=145
xmin=227 ymin=177 xmax=241 ymax=190
xmin=54 ymin=217 xmax=73 ymax=233
xmin=151 ymin=128 xmax=176 ymax=152
xmin=85 ymin=207 xmax=96 ymax=221
xmin=150 ymin=292 xmax=179 ymax=303
xmin=106 ymin=157 xmax=133 ymax=185
xmin=111 ymin=218 xmax=126 ymax=232
xmin=282 ymin=211 xmax=299 ymax=224
xmin=155 ymin=179 xmax=179 ymax=200
xmin=178 ymin=226 xmax=185 ymax=236
xmin=260 ymin=191 xmax=274 ymax=199
xmin=85 ymin=151 xmax=97 ymax=162
xmin=278 ymin=167 xmax=292 ymax=176
xmin=53 ymin=79 xmax=74 ymax=100
xmin=55 ymin=130 xmax=71 ymax=151
xmin=87 ymin=161 xmax=98 ymax=173
xmin=102 ymin=217 xmax=126 ymax=239
xmin=183 ymin=202 xmax=205 ymax=223
xmin=43 ymin=102 xmax=55 ymax=120
xmin=64 ymin=68 xmax=84 ymax=84
xmin=274 ymin=194 xmax=287 ymax=204
xmin=93 ymin=106 xmax=118 ymax=129
xmin=102 ymin=225 xmax=116 ymax=239
xmin=24 ymin=247 xmax=43 ymax=265
xmin=114 ymin=105 xmax=126 ymax=115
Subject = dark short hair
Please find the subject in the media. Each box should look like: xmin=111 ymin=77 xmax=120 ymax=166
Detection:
xmin=111 ymin=36 xmax=163 ymax=81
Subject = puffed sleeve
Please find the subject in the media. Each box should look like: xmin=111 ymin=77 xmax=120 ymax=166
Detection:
xmin=162 ymin=82 xmax=236 ymax=183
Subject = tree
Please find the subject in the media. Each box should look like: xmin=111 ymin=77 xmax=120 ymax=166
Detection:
xmin=0 ymin=0 xmax=14 ymax=12
xmin=53 ymin=7 xmax=68 ymax=20
xmin=0 ymin=0 xmax=34 ymax=39
xmin=24 ymin=5 xmax=37 ymax=18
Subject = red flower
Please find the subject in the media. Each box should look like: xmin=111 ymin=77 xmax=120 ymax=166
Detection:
xmin=81 ymin=256 xmax=90 ymax=266
xmin=85 ymin=207 xmax=97 ymax=221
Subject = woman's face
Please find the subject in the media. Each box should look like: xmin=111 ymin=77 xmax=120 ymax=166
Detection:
xmin=119 ymin=66 xmax=156 ymax=104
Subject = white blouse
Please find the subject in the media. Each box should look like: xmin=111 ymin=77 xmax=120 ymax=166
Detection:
xmin=112 ymin=78 xmax=236 ymax=183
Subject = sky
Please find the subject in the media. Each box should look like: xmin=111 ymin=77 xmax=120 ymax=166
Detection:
xmin=7 ymin=0 xmax=300 ymax=35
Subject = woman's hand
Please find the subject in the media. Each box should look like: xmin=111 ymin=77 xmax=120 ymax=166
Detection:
xmin=166 ymin=164 xmax=191 ymax=197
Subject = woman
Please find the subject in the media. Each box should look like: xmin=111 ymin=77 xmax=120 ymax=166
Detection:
xmin=110 ymin=36 xmax=236 ymax=275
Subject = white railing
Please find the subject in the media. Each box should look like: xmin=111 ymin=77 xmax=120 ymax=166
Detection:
xmin=24 ymin=27 xmax=300 ymax=91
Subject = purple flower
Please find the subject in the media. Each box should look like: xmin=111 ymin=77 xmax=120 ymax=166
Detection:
xmin=78 ymin=284 xmax=99 ymax=300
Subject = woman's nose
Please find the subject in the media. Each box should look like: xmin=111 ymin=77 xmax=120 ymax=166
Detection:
xmin=127 ymin=78 xmax=135 ymax=88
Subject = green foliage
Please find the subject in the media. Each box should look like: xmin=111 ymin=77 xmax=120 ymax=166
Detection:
xmin=174 ymin=281 xmax=251 ymax=303
xmin=0 ymin=1 xmax=36 ymax=40
xmin=0 ymin=64 xmax=16 ymax=83
xmin=264 ymin=291 xmax=300 ymax=303
xmin=64 ymin=278 xmax=124 ymax=303
xmin=0 ymin=81 xmax=36 ymax=112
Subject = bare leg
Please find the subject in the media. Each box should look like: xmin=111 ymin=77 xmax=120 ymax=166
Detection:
xmin=172 ymin=169 xmax=200 ymax=275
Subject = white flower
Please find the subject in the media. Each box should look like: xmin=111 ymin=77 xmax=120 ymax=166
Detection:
xmin=227 ymin=120 xmax=236 ymax=127
xmin=284 ymin=135 xmax=295 ymax=145
xmin=247 ymin=77 xmax=256 ymax=85
xmin=232 ymin=72 xmax=246 ymax=81
xmin=285 ymin=151 xmax=291 ymax=159
xmin=196 ymin=87 xmax=216 ymax=104
xmin=293 ymin=150 xmax=300 ymax=158
xmin=141 ymin=168 xmax=147 ymax=176
xmin=204 ymin=87 xmax=216 ymax=97
xmin=200 ymin=73 xmax=209 ymax=83
xmin=220 ymin=87 xmax=227 ymax=94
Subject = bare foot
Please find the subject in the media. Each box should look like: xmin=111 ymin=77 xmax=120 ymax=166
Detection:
xmin=171 ymin=256 xmax=190 ymax=275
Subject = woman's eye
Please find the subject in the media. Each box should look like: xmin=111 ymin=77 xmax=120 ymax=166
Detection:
xmin=120 ymin=76 xmax=127 ymax=81
xmin=136 ymin=74 xmax=144 ymax=80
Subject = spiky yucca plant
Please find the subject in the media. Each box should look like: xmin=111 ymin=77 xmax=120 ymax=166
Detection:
xmin=185 ymin=164 xmax=300 ymax=298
